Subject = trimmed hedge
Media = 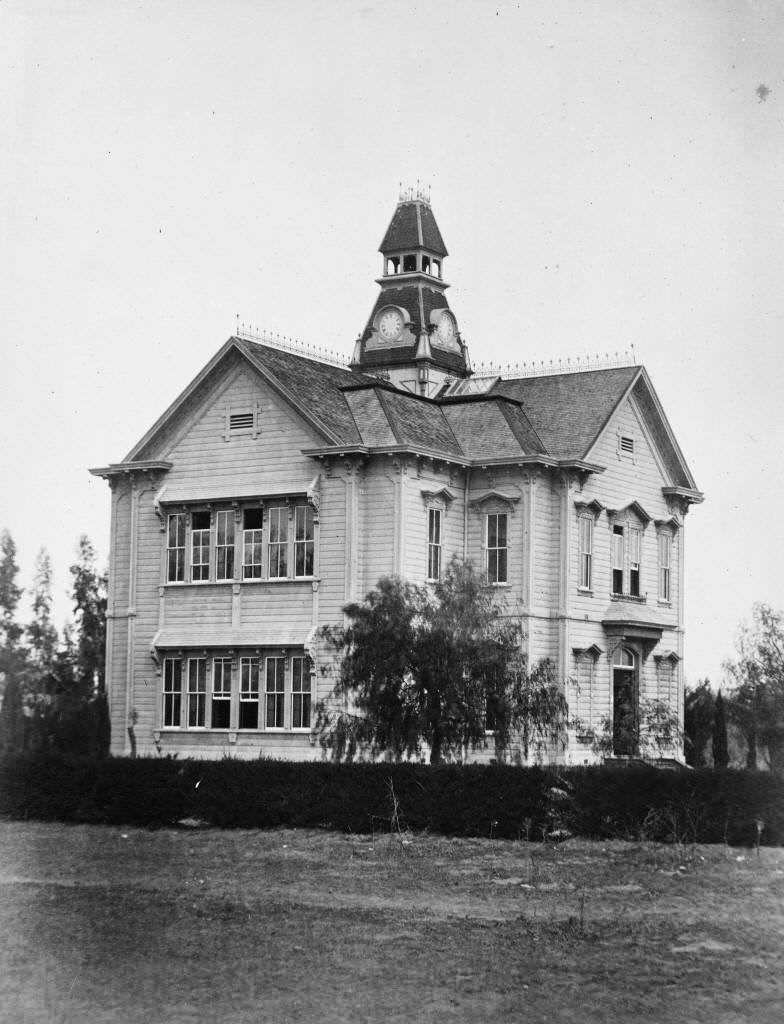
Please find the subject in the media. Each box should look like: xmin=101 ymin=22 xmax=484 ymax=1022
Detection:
xmin=1 ymin=755 xmax=782 ymax=845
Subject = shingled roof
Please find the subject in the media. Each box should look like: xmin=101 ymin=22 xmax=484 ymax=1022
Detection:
xmin=490 ymin=366 xmax=640 ymax=460
xmin=379 ymin=200 xmax=448 ymax=257
xmin=122 ymin=338 xmax=668 ymax=477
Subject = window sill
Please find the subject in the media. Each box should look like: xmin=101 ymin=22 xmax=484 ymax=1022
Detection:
xmin=610 ymin=593 xmax=647 ymax=604
xmin=159 ymin=727 xmax=312 ymax=734
xmin=164 ymin=578 xmax=319 ymax=588
xmin=576 ymin=588 xmax=594 ymax=597
xmin=657 ymin=599 xmax=672 ymax=607
xmin=484 ymin=582 xmax=511 ymax=589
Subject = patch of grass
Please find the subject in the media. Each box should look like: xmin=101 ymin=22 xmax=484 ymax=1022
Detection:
xmin=1 ymin=823 xmax=783 ymax=1023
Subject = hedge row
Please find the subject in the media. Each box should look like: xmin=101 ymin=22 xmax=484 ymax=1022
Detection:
xmin=1 ymin=755 xmax=782 ymax=845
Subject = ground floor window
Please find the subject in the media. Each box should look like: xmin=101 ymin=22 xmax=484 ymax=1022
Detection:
xmin=160 ymin=651 xmax=313 ymax=731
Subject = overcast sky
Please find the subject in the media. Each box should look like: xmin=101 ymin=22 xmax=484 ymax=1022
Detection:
xmin=2 ymin=0 xmax=783 ymax=687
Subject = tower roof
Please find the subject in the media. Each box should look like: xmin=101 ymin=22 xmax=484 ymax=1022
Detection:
xmin=379 ymin=194 xmax=448 ymax=257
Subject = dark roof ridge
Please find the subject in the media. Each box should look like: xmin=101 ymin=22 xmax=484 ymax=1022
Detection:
xmin=496 ymin=400 xmax=548 ymax=455
xmin=373 ymin=387 xmax=403 ymax=445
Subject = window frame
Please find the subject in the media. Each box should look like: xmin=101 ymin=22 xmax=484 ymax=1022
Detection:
xmin=628 ymin=526 xmax=642 ymax=597
xmin=485 ymin=511 xmax=508 ymax=585
xmin=267 ymin=506 xmax=289 ymax=580
xmin=290 ymin=655 xmax=311 ymax=731
xmin=427 ymin=507 xmax=442 ymax=582
xmin=265 ymin=656 xmax=286 ymax=730
xmin=578 ymin=514 xmax=593 ymax=591
xmin=166 ymin=513 xmax=187 ymax=583
xmin=211 ymin=656 xmax=232 ymax=729
xmin=658 ymin=531 xmax=672 ymax=603
xmin=162 ymin=657 xmax=183 ymax=728
xmin=242 ymin=508 xmax=264 ymax=580
xmin=294 ymin=505 xmax=315 ymax=579
xmin=215 ymin=510 xmax=235 ymax=583
xmin=190 ymin=511 xmax=211 ymax=583
xmin=239 ymin=656 xmax=260 ymax=730
xmin=186 ymin=657 xmax=207 ymax=728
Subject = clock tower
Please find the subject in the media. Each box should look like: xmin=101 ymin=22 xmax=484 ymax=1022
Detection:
xmin=351 ymin=188 xmax=471 ymax=396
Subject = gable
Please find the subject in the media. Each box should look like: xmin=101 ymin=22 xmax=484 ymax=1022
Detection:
xmin=584 ymin=370 xmax=698 ymax=490
xmin=159 ymin=363 xmax=325 ymax=492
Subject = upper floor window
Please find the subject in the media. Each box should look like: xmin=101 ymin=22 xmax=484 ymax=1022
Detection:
xmin=242 ymin=508 xmax=263 ymax=580
xmin=628 ymin=527 xmax=642 ymax=597
xmin=658 ymin=532 xmax=672 ymax=602
xmin=167 ymin=513 xmax=186 ymax=583
xmin=612 ymin=526 xmax=624 ymax=595
xmin=268 ymin=507 xmax=289 ymax=579
xmin=215 ymin=510 xmax=235 ymax=582
xmin=294 ymin=505 xmax=315 ymax=578
xmin=165 ymin=500 xmax=315 ymax=585
xmin=578 ymin=514 xmax=593 ymax=590
xmin=486 ymin=513 xmax=508 ymax=584
xmin=427 ymin=508 xmax=442 ymax=581
xmin=191 ymin=511 xmax=210 ymax=582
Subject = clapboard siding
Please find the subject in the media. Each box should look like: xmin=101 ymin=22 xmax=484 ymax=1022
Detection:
xmin=359 ymin=469 xmax=396 ymax=592
xmin=532 ymin=473 xmax=560 ymax=612
xmin=163 ymin=367 xmax=320 ymax=487
xmin=240 ymin=583 xmax=313 ymax=627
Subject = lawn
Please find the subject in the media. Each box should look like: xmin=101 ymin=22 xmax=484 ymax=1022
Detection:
xmin=0 ymin=821 xmax=782 ymax=1023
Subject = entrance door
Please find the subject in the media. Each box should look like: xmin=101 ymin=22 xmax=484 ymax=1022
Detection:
xmin=612 ymin=647 xmax=637 ymax=756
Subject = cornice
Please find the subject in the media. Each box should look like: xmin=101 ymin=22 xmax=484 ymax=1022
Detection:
xmin=89 ymin=460 xmax=172 ymax=480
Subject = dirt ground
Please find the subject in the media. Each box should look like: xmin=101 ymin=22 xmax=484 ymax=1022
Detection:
xmin=0 ymin=821 xmax=782 ymax=1024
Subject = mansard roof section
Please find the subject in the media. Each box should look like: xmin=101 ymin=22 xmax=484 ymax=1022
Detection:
xmin=379 ymin=199 xmax=448 ymax=257
xmin=490 ymin=366 xmax=641 ymax=461
xmin=375 ymin=388 xmax=462 ymax=456
xmin=442 ymin=399 xmax=545 ymax=460
xmin=125 ymin=337 xmax=370 ymax=462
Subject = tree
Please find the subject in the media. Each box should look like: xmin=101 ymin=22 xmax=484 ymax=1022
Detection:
xmin=69 ymin=535 xmax=107 ymax=695
xmin=712 ymin=689 xmax=729 ymax=769
xmin=27 ymin=548 xmax=58 ymax=673
xmin=0 ymin=529 xmax=24 ymax=667
xmin=684 ymin=679 xmax=715 ymax=767
xmin=591 ymin=698 xmax=683 ymax=761
xmin=316 ymin=558 xmax=569 ymax=764
xmin=724 ymin=603 xmax=784 ymax=773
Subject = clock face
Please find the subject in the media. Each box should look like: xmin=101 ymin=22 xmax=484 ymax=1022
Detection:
xmin=436 ymin=312 xmax=456 ymax=347
xmin=378 ymin=309 xmax=404 ymax=341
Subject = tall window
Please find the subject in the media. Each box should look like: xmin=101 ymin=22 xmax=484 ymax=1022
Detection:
xmin=239 ymin=657 xmax=260 ymax=729
xmin=211 ymin=657 xmax=232 ymax=728
xmin=612 ymin=526 xmax=624 ymax=595
xmin=242 ymin=508 xmax=263 ymax=580
xmin=187 ymin=658 xmax=206 ymax=727
xmin=268 ymin=507 xmax=288 ymax=579
xmin=191 ymin=511 xmax=210 ymax=582
xmin=216 ymin=511 xmax=235 ymax=582
xmin=658 ymin=532 xmax=671 ymax=602
xmin=265 ymin=656 xmax=286 ymax=728
xmin=427 ymin=508 xmax=442 ymax=581
xmin=628 ymin=527 xmax=641 ymax=597
xmin=163 ymin=658 xmax=182 ymax=727
xmin=574 ymin=655 xmax=595 ymax=735
xmin=291 ymin=656 xmax=310 ymax=729
xmin=578 ymin=515 xmax=593 ymax=590
xmin=486 ymin=512 xmax=508 ymax=584
xmin=294 ymin=505 xmax=314 ymax=578
xmin=167 ymin=513 xmax=186 ymax=583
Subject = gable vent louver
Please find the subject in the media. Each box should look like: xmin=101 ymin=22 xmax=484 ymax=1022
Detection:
xmin=230 ymin=412 xmax=254 ymax=431
xmin=620 ymin=435 xmax=634 ymax=454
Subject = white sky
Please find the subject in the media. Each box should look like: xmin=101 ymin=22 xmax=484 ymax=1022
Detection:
xmin=2 ymin=0 xmax=783 ymax=687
